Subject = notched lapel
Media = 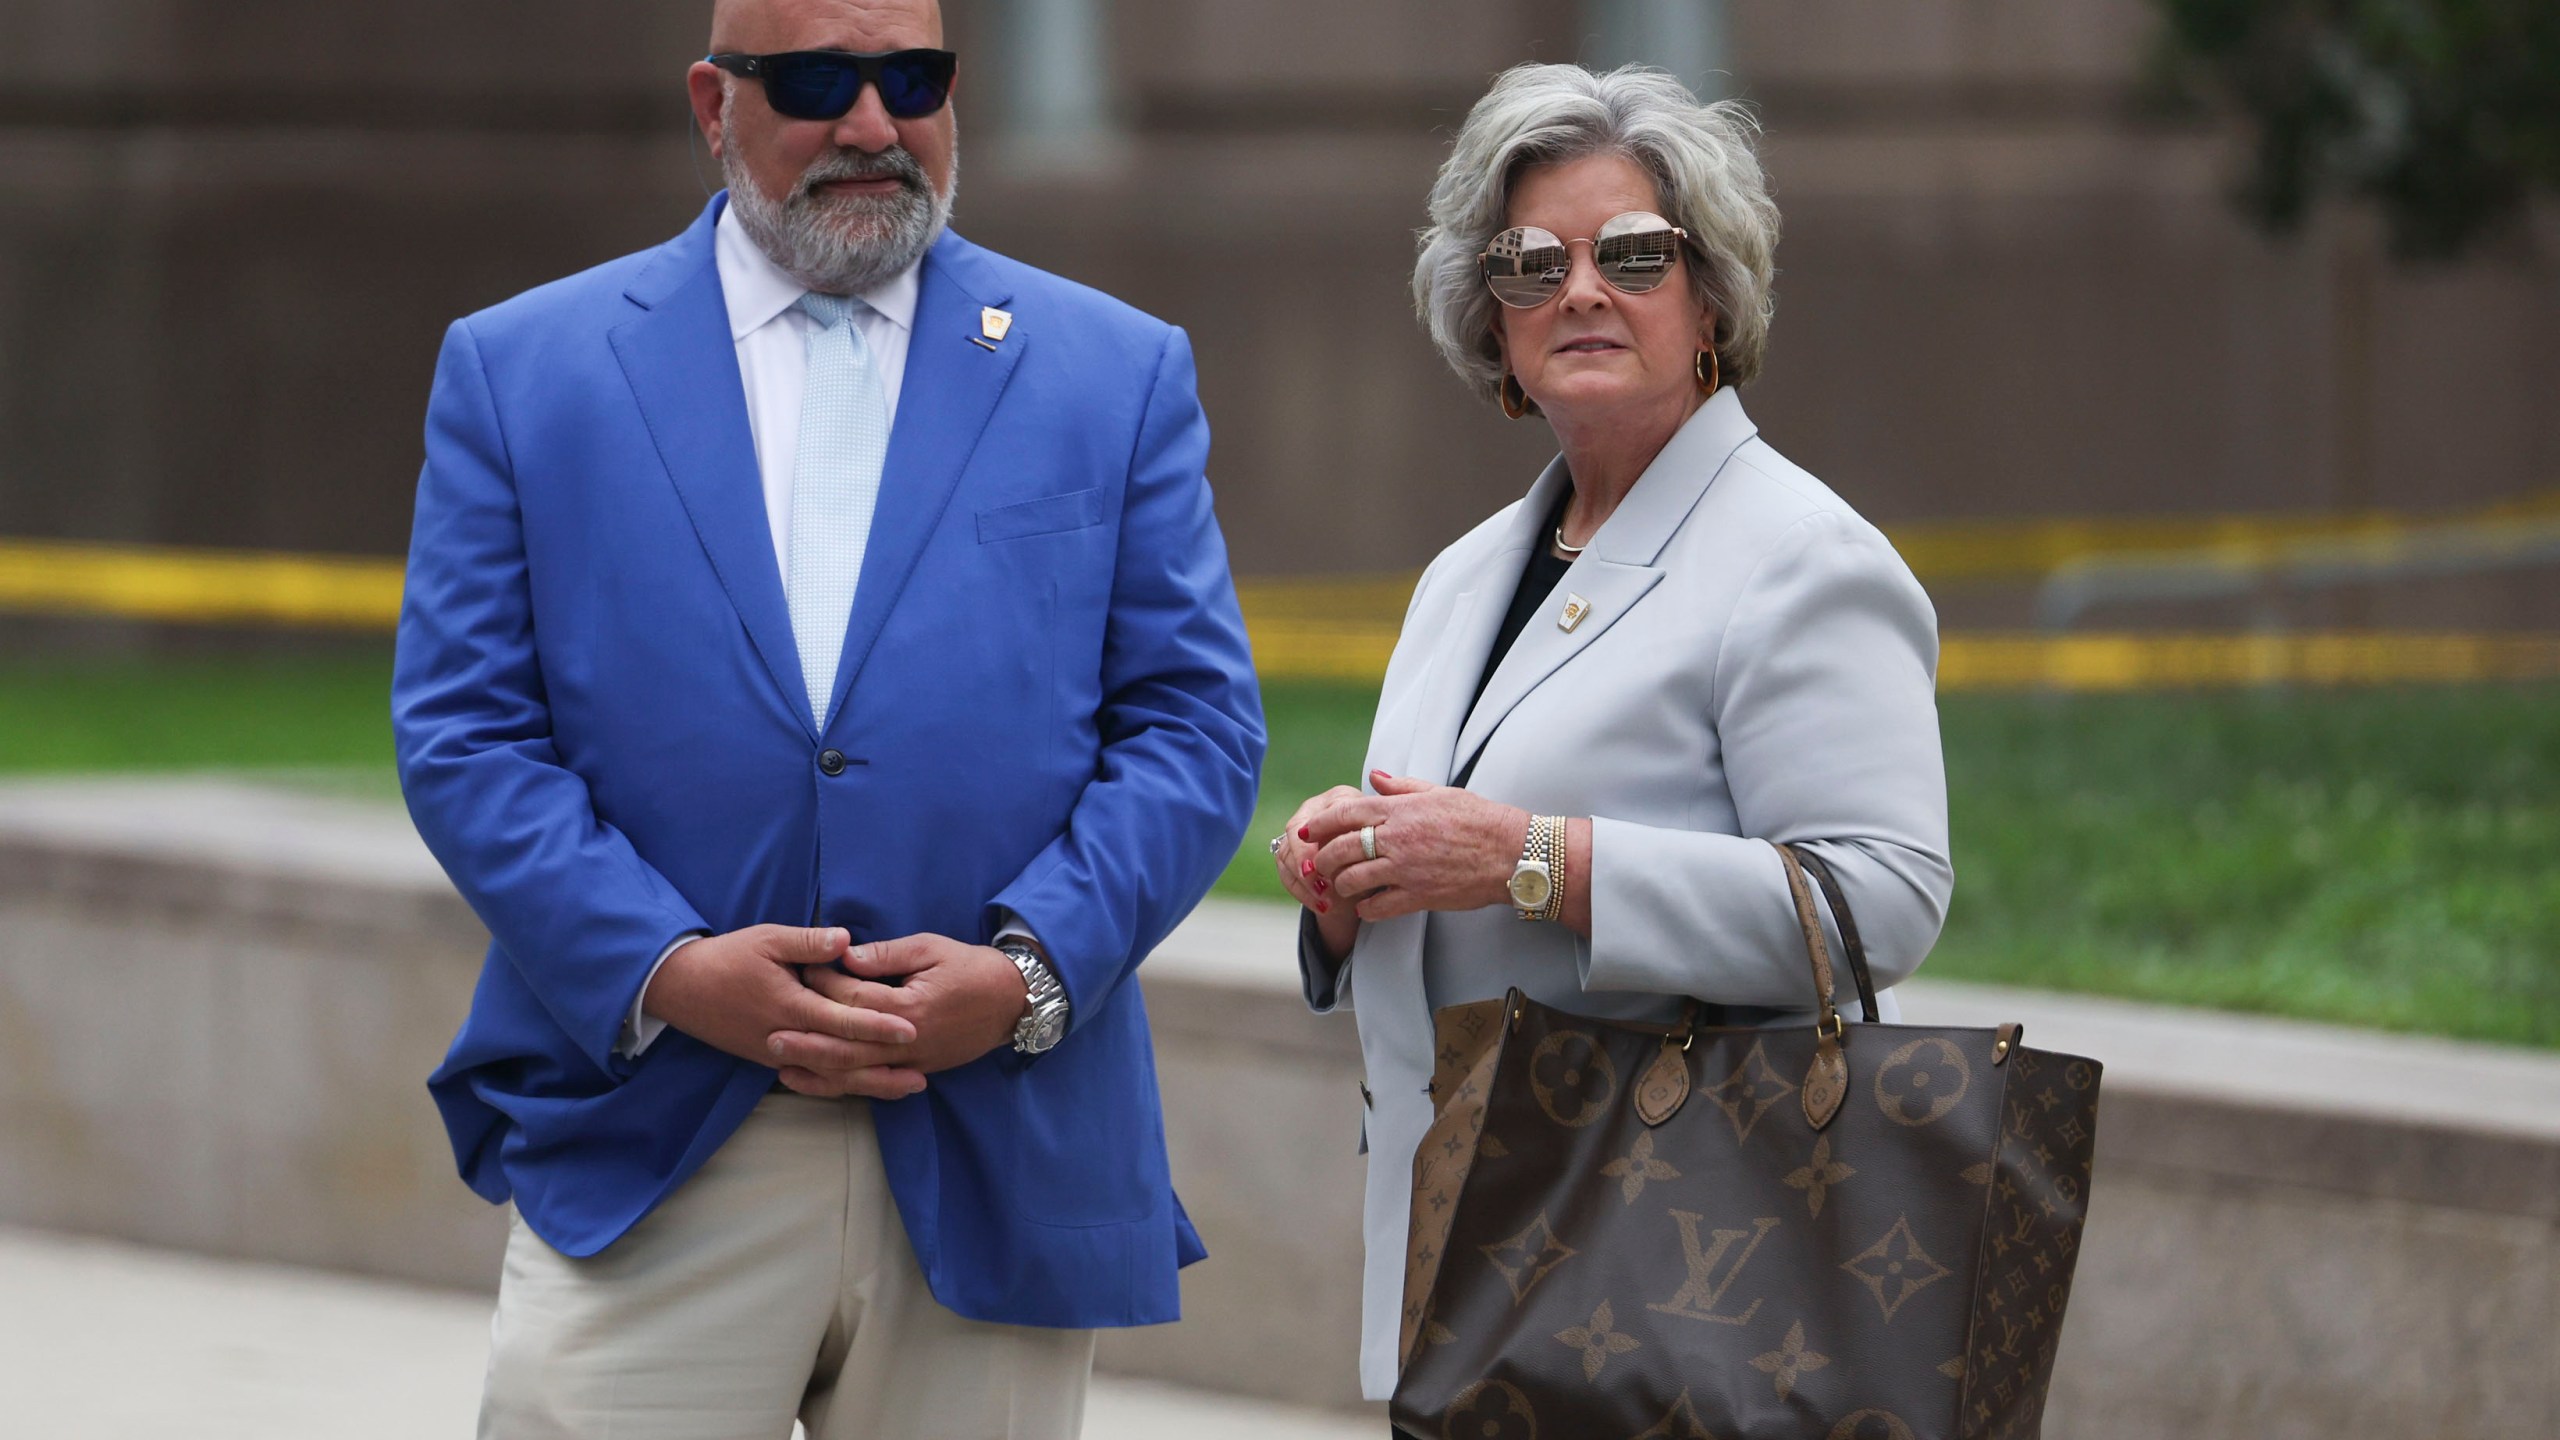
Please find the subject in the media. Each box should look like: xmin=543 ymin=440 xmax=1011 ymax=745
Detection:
xmin=610 ymin=225 xmax=814 ymax=736
xmin=1442 ymin=395 xmax=1756 ymax=778
xmin=1450 ymin=558 xmax=1665 ymax=775
xmin=819 ymin=237 xmax=1023 ymax=730
xmin=1403 ymin=580 xmax=1506 ymax=788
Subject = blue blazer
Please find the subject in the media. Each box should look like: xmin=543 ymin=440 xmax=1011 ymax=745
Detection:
xmin=394 ymin=196 xmax=1264 ymax=1329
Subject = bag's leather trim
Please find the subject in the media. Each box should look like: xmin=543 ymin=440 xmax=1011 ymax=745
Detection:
xmin=1775 ymin=844 xmax=1849 ymax=1129
xmin=1790 ymin=846 xmax=1881 ymax=1023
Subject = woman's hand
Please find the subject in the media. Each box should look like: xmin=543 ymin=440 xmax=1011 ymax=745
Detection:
xmin=1304 ymin=772 xmax=1530 ymax=922
xmin=1274 ymin=784 xmax=1367 ymax=960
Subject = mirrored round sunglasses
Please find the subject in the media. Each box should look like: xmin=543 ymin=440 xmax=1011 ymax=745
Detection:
xmin=1479 ymin=212 xmax=1690 ymax=308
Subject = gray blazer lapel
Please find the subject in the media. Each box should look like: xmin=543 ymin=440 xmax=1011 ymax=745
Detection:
xmin=1450 ymin=559 xmax=1665 ymax=772
xmin=1449 ymin=393 xmax=1759 ymax=775
xmin=1404 ymin=458 xmax=1567 ymax=785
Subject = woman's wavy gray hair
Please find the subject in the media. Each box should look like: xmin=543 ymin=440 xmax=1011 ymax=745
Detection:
xmin=1414 ymin=63 xmax=1780 ymax=401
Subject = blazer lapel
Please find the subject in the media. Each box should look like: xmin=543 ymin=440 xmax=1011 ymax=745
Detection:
xmin=1402 ymin=460 xmax=1562 ymax=786
xmin=819 ymin=233 xmax=1024 ymax=730
xmin=610 ymin=199 xmax=815 ymax=737
xmin=1449 ymin=391 xmax=1760 ymax=775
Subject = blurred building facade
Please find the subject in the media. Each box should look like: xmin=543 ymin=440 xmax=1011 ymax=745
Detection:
xmin=0 ymin=0 xmax=2553 ymax=625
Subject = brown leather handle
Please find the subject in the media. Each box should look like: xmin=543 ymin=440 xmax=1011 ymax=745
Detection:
xmin=1773 ymin=844 xmax=1841 ymax=1032
xmin=1775 ymin=843 xmax=1853 ymax=1130
xmin=1788 ymin=846 xmax=1881 ymax=1024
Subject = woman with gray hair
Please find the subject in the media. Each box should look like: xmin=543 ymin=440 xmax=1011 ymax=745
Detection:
xmin=1270 ymin=63 xmax=1953 ymax=1404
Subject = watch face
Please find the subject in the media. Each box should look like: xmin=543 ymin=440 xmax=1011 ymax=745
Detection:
xmin=1509 ymin=862 xmax=1553 ymax=909
xmin=1022 ymin=1010 xmax=1067 ymax=1054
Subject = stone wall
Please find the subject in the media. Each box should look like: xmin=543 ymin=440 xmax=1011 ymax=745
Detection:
xmin=0 ymin=778 xmax=2553 ymax=1434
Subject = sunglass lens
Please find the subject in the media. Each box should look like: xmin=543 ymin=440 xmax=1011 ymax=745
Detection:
xmin=1593 ymin=212 xmax=1681 ymax=294
xmin=875 ymin=51 xmax=956 ymax=118
xmin=765 ymin=55 xmax=863 ymax=120
xmin=1482 ymin=227 xmax=1569 ymax=308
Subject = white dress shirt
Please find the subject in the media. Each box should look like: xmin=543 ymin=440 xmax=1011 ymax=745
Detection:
xmin=717 ymin=202 xmax=919 ymax=576
xmin=620 ymin=206 xmax=1035 ymax=1056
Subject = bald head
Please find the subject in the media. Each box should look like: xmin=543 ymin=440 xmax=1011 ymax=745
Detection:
xmin=710 ymin=0 xmax=943 ymax=54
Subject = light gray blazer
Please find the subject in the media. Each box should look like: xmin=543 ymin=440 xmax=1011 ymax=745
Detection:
xmin=1299 ymin=390 xmax=1952 ymax=1399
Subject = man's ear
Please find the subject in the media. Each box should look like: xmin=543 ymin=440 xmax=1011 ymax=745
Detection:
xmin=686 ymin=64 xmax=729 ymax=161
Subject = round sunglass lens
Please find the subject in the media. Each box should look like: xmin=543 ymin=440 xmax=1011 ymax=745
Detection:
xmin=1593 ymin=212 xmax=1682 ymax=294
xmin=1481 ymin=227 xmax=1569 ymax=308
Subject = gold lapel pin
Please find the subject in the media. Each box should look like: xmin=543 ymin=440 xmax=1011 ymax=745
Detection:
xmin=1558 ymin=593 xmax=1592 ymax=633
xmin=981 ymin=307 xmax=1014 ymax=342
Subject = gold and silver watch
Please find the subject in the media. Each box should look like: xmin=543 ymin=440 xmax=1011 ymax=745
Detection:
xmin=1508 ymin=814 xmax=1566 ymax=922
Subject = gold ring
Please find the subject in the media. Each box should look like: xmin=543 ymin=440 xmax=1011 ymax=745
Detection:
xmin=1360 ymin=825 xmax=1379 ymax=862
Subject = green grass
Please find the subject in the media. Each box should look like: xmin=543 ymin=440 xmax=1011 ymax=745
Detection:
xmin=2 ymin=653 xmax=2552 ymax=1047
xmin=0 ymin=651 xmax=398 ymax=793
xmin=1214 ymin=680 xmax=2560 ymax=1050
xmin=1933 ymin=687 xmax=2560 ymax=1049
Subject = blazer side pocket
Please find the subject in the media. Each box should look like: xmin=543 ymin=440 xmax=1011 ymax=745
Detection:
xmin=977 ymin=488 xmax=1105 ymax=543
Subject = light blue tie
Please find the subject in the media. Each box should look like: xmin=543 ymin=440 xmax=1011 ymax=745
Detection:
xmin=787 ymin=293 xmax=890 ymax=725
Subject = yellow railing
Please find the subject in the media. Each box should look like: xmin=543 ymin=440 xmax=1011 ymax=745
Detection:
xmin=8 ymin=497 xmax=2560 ymax=690
xmin=1935 ymin=632 xmax=2560 ymax=691
xmin=0 ymin=538 xmax=403 ymax=630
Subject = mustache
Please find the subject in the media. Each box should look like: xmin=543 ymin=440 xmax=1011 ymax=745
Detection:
xmin=793 ymin=147 xmax=929 ymax=201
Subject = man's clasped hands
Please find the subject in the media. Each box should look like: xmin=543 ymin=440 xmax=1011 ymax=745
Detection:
xmin=643 ymin=927 xmax=1034 ymax=1099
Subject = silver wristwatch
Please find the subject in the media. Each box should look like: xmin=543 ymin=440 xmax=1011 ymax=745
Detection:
xmin=1000 ymin=942 xmax=1071 ymax=1055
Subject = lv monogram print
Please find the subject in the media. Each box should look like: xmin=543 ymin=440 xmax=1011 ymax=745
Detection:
xmin=1394 ymin=994 xmax=2102 ymax=1440
xmin=1953 ymin=1052 xmax=2103 ymax=1440
xmin=1648 ymin=1213 xmax=1781 ymax=1326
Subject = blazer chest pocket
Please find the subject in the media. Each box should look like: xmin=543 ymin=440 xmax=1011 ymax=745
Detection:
xmin=978 ymin=488 xmax=1104 ymax=543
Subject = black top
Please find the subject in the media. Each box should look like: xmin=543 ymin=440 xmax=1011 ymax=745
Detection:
xmin=1453 ymin=490 xmax=1575 ymax=788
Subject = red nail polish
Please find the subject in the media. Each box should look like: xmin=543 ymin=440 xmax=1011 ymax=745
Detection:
xmin=1314 ymin=877 xmax=1328 ymax=893
xmin=1302 ymin=859 xmax=1315 ymax=876
xmin=1298 ymin=825 xmax=1312 ymax=841
xmin=1317 ymin=901 xmax=1331 ymax=914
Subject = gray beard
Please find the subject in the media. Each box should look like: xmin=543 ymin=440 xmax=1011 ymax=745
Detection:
xmin=720 ymin=92 xmax=955 ymax=296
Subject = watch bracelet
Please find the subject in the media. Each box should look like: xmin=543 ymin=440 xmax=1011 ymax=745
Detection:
xmin=1001 ymin=943 xmax=1068 ymax=1050
xmin=1532 ymin=814 xmax=1566 ymax=922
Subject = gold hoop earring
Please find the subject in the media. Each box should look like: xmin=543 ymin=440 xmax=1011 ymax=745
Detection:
xmin=1499 ymin=372 xmax=1532 ymax=420
xmin=1696 ymin=350 xmax=1721 ymax=397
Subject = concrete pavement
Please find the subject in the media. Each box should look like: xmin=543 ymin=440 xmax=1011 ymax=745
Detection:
xmin=0 ymin=1225 xmax=1377 ymax=1440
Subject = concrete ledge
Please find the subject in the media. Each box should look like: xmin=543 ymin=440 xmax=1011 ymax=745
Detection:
xmin=2 ymin=779 xmax=2555 ymax=1435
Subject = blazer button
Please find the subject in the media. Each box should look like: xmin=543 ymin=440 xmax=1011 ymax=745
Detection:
xmin=817 ymin=749 xmax=848 ymax=777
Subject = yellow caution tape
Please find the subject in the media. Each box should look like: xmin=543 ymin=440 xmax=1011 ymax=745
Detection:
xmin=7 ymin=532 xmax=2559 ymax=690
xmin=1935 ymin=631 xmax=2560 ymax=691
xmin=0 ymin=539 xmax=404 ymax=630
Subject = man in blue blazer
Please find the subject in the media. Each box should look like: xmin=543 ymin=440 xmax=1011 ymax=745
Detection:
xmin=392 ymin=0 xmax=1263 ymax=1432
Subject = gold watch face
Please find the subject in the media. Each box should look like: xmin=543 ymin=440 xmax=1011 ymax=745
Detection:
xmin=1508 ymin=861 xmax=1553 ymax=910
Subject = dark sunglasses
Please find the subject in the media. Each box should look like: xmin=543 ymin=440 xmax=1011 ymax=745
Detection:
xmin=1479 ymin=211 xmax=1690 ymax=308
xmin=706 ymin=49 xmax=958 ymax=121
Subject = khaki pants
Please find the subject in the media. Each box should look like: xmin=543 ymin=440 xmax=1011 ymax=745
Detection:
xmin=479 ymin=1092 xmax=1095 ymax=1440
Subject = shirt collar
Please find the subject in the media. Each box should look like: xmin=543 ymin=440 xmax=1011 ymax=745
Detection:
xmin=714 ymin=199 xmax=922 ymax=342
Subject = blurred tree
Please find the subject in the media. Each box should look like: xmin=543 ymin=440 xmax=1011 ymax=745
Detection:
xmin=2153 ymin=0 xmax=2560 ymax=258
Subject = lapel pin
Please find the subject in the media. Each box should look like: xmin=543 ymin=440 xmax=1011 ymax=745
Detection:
xmin=981 ymin=307 xmax=1014 ymax=343
xmin=1558 ymin=593 xmax=1592 ymax=633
